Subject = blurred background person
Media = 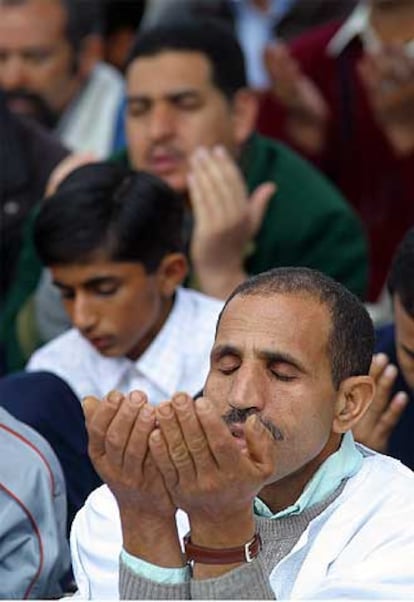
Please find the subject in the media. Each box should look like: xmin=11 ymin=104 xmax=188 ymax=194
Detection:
xmin=0 ymin=0 xmax=125 ymax=156
xmin=143 ymin=0 xmax=354 ymax=89
xmin=0 ymin=90 xmax=67 ymax=314
xmin=354 ymin=227 xmax=414 ymax=471
xmin=258 ymin=0 xmax=414 ymax=318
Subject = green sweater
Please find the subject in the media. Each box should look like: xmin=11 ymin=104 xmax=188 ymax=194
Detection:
xmin=0 ymin=134 xmax=368 ymax=373
xmin=241 ymin=134 xmax=367 ymax=294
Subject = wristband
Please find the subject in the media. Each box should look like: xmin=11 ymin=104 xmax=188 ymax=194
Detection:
xmin=183 ymin=532 xmax=261 ymax=565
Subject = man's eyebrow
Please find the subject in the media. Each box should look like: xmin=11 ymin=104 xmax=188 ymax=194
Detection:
xmin=127 ymin=88 xmax=202 ymax=102
xmin=401 ymin=343 xmax=414 ymax=359
xmin=210 ymin=344 xmax=240 ymax=361
xmin=258 ymin=350 xmax=307 ymax=374
xmin=52 ymin=276 xmax=120 ymax=289
xmin=52 ymin=279 xmax=71 ymax=290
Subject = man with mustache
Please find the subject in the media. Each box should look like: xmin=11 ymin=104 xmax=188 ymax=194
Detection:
xmin=0 ymin=0 xmax=124 ymax=156
xmin=73 ymin=267 xmax=414 ymax=598
xmin=258 ymin=0 xmax=414 ymax=307
xmin=119 ymin=18 xmax=367 ymax=301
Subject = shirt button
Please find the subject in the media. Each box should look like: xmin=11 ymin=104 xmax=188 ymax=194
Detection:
xmin=3 ymin=200 xmax=20 ymax=215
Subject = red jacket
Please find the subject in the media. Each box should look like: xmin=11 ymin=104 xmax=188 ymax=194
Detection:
xmin=257 ymin=21 xmax=414 ymax=301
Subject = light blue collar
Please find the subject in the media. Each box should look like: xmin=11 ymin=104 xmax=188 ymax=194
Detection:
xmin=254 ymin=431 xmax=362 ymax=518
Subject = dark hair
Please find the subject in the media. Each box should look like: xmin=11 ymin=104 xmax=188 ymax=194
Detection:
xmin=34 ymin=162 xmax=185 ymax=273
xmin=0 ymin=0 xmax=102 ymax=53
xmin=217 ymin=267 xmax=374 ymax=389
xmin=62 ymin=0 xmax=103 ymax=53
xmin=125 ymin=17 xmax=247 ymax=100
xmin=388 ymin=228 xmax=414 ymax=317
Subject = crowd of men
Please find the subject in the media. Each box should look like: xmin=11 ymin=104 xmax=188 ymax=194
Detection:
xmin=0 ymin=0 xmax=413 ymax=598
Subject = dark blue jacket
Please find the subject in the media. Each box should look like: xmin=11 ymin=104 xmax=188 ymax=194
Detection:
xmin=375 ymin=324 xmax=414 ymax=470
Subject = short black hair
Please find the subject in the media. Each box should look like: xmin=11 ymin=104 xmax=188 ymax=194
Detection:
xmin=63 ymin=0 xmax=102 ymax=52
xmin=217 ymin=267 xmax=374 ymax=389
xmin=388 ymin=228 xmax=414 ymax=317
xmin=125 ymin=17 xmax=247 ymax=100
xmin=34 ymin=162 xmax=185 ymax=273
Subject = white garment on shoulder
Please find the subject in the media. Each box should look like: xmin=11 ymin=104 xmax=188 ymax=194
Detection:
xmin=70 ymin=484 xmax=189 ymax=599
xmin=26 ymin=287 xmax=223 ymax=402
xmin=56 ymin=62 xmax=124 ymax=158
xmin=270 ymin=449 xmax=414 ymax=599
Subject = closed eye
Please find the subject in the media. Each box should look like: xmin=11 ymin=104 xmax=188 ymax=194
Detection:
xmin=270 ymin=371 xmax=296 ymax=382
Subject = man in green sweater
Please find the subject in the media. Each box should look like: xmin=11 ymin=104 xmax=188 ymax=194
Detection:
xmin=0 ymin=17 xmax=367 ymax=372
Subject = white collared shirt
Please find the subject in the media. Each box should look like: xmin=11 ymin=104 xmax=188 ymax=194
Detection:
xmin=56 ymin=62 xmax=125 ymax=158
xmin=327 ymin=2 xmax=414 ymax=57
xmin=26 ymin=287 xmax=223 ymax=403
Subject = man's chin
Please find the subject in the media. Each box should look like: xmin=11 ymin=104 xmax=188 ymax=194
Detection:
xmin=7 ymin=97 xmax=38 ymax=117
xmin=158 ymin=173 xmax=188 ymax=196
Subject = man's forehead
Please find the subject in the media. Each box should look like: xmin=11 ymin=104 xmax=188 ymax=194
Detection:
xmin=51 ymin=260 xmax=147 ymax=284
xmin=217 ymin=293 xmax=330 ymax=338
xmin=126 ymin=50 xmax=215 ymax=91
xmin=0 ymin=0 xmax=68 ymax=45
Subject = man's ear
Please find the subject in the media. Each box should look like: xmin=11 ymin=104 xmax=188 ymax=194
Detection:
xmin=231 ymin=89 xmax=258 ymax=147
xmin=77 ymin=34 xmax=104 ymax=80
xmin=332 ymin=376 xmax=375 ymax=433
xmin=156 ymin=253 xmax=189 ymax=298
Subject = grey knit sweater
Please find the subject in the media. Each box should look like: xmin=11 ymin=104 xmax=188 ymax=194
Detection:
xmin=119 ymin=482 xmax=345 ymax=600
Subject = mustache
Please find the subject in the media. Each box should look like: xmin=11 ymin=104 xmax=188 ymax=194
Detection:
xmin=222 ymin=407 xmax=284 ymax=441
xmin=5 ymin=89 xmax=57 ymax=127
xmin=148 ymin=145 xmax=185 ymax=160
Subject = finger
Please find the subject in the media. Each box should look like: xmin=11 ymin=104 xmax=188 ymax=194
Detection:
xmin=192 ymin=146 xmax=244 ymax=224
xmin=374 ymin=391 xmax=409 ymax=438
xmin=189 ymin=149 xmax=224 ymax=228
xmin=264 ymin=42 xmax=300 ymax=88
xmin=386 ymin=45 xmax=413 ymax=83
xmin=244 ymin=414 xmax=278 ymax=478
xmin=45 ymin=152 xmax=97 ymax=197
xmin=357 ymin=54 xmax=379 ymax=95
xmin=82 ymin=395 xmax=100 ymax=422
xmin=171 ymin=393 xmax=217 ymax=474
xmin=156 ymin=402 xmax=196 ymax=482
xmin=85 ymin=390 xmax=124 ymax=460
xmin=248 ymin=182 xmax=276 ymax=237
xmin=372 ymin=363 xmax=399 ymax=415
xmin=369 ymin=353 xmax=389 ymax=381
xmin=194 ymin=397 xmax=242 ymax=469
xmin=211 ymin=146 xmax=247 ymax=215
xmin=122 ymin=396 xmax=156 ymax=477
xmin=104 ymin=390 xmax=146 ymax=468
xmin=148 ymin=428 xmax=178 ymax=488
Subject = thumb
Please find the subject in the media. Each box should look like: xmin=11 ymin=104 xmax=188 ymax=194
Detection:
xmin=249 ymin=182 xmax=276 ymax=236
xmin=263 ymin=41 xmax=289 ymax=78
xmin=244 ymin=414 xmax=277 ymax=467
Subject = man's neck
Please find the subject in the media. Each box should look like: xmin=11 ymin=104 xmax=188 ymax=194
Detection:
xmin=370 ymin=1 xmax=414 ymax=44
xmin=258 ymin=434 xmax=341 ymax=514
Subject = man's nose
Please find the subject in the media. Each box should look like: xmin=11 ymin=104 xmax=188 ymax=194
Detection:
xmin=71 ymin=296 xmax=97 ymax=333
xmin=0 ymin=55 xmax=30 ymax=90
xmin=227 ymin=363 xmax=266 ymax=413
xmin=148 ymin=103 xmax=175 ymax=141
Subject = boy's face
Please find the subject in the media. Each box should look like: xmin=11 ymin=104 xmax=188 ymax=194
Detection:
xmin=50 ymin=258 xmax=173 ymax=360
